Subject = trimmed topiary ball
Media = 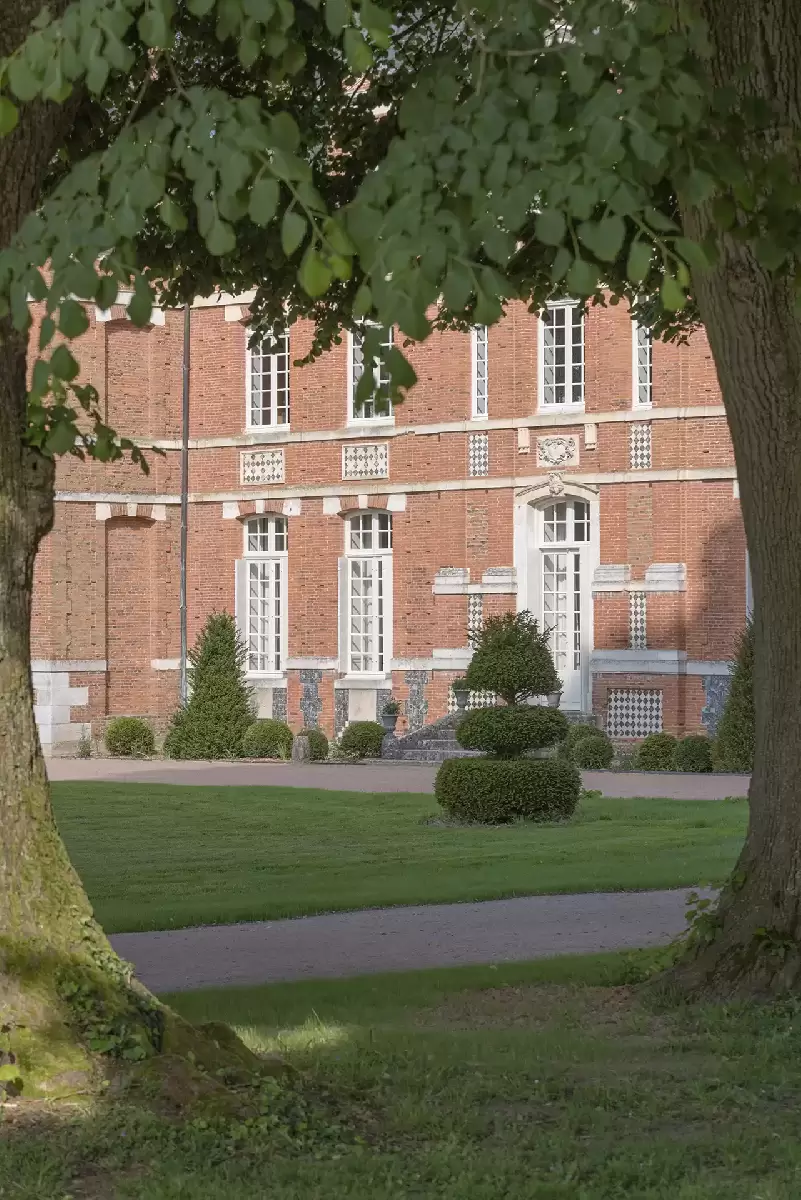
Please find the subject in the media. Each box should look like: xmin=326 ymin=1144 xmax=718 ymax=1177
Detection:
xmin=572 ymin=733 xmax=614 ymax=769
xmin=465 ymin=611 xmax=560 ymax=705
xmin=558 ymin=721 xmax=602 ymax=761
xmin=456 ymin=705 xmax=568 ymax=758
xmin=105 ymin=717 xmax=155 ymax=758
xmin=339 ymin=720 xmax=385 ymax=759
xmin=435 ymin=757 xmax=581 ymax=824
xmin=636 ymin=732 xmax=678 ymax=771
xmin=674 ymin=735 xmax=713 ymax=773
xmin=300 ymin=727 xmax=329 ymax=761
xmin=242 ymin=719 xmax=293 ymax=760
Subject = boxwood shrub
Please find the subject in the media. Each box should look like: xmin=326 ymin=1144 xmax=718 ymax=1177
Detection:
xmin=105 ymin=717 xmax=155 ymax=758
xmin=572 ymin=733 xmax=614 ymax=769
xmin=558 ymin=721 xmax=603 ymax=761
xmin=456 ymin=705 xmax=568 ymax=758
xmin=242 ymin=719 xmax=293 ymax=760
xmin=339 ymin=720 xmax=385 ymax=759
xmin=299 ymin=727 xmax=329 ymax=761
xmin=435 ymin=757 xmax=581 ymax=824
xmin=636 ymin=732 xmax=678 ymax=771
xmin=674 ymin=734 xmax=713 ymax=773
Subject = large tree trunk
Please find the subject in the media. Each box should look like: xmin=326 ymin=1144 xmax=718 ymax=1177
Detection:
xmin=665 ymin=0 xmax=801 ymax=997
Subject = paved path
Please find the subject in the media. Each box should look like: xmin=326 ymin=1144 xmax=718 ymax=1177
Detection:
xmin=111 ymin=889 xmax=700 ymax=993
xmin=50 ymin=757 xmax=750 ymax=800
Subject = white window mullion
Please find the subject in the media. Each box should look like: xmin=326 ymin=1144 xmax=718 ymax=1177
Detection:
xmin=471 ymin=325 xmax=488 ymax=418
xmin=633 ymin=322 xmax=653 ymax=408
xmin=540 ymin=303 xmax=584 ymax=408
xmin=247 ymin=333 xmax=290 ymax=428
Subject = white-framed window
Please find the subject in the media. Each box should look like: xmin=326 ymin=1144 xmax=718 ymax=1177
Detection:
xmin=633 ymin=322 xmax=653 ymax=408
xmin=341 ymin=512 xmax=393 ymax=674
xmin=237 ymin=515 xmax=288 ymax=675
xmin=247 ymin=332 xmax=290 ymax=428
xmin=540 ymin=301 xmax=584 ymax=408
xmin=349 ymin=326 xmax=394 ymax=422
xmin=471 ymin=325 xmax=488 ymax=418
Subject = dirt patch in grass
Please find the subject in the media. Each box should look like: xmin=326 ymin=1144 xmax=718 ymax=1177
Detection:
xmin=414 ymin=983 xmax=649 ymax=1032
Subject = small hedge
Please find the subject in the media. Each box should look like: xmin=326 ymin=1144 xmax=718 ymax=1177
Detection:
xmin=105 ymin=717 xmax=155 ymax=758
xmin=456 ymin=705 xmax=568 ymax=758
xmin=558 ymin=722 xmax=602 ymax=761
xmin=339 ymin=720 xmax=385 ymax=759
xmin=242 ymin=719 xmax=293 ymax=760
xmin=573 ymin=734 xmax=614 ymax=769
xmin=636 ymin=732 xmax=678 ymax=771
xmin=436 ymin=757 xmax=581 ymax=824
xmin=715 ymin=621 xmax=754 ymax=772
xmin=299 ymin=727 xmax=329 ymax=761
xmin=674 ymin=735 xmax=713 ymax=773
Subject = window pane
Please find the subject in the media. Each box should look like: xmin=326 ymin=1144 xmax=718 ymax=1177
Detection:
xmin=573 ymin=501 xmax=589 ymax=542
xmin=352 ymin=327 xmax=394 ymax=421
xmin=250 ymin=333 xmax=290 ymax=426
xmin=635 ymin=324 xmax=653 ymax=407
xmin=473 ymin=325 xmax=488 ymax=417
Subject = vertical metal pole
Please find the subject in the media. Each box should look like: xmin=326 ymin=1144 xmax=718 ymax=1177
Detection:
xmin=179 ymin=302 xmax=191 ymax=705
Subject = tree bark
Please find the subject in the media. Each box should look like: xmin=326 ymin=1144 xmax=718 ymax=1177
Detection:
xmin=665 ymin=0 xmax=801 ymax=996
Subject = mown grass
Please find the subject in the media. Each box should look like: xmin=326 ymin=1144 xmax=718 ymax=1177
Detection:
xmin=51 ymin=784 xmax=747 ymax=933
xmin=4 ymin=952 xmax=801 ymax=1199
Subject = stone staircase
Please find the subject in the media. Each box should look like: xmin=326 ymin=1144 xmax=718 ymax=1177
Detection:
xmin=382 ymin=710 xmax=595 ymax=764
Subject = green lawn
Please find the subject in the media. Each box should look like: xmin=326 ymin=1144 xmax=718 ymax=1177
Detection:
xmin=6 ymin=953 xmax=801 ymax=1198
xmin=51 ymin=783 xmax=747 ymax=933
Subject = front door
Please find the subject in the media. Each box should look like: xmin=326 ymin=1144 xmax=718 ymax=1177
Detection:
xmin=534 ymin=500 xmax=591 ymax=710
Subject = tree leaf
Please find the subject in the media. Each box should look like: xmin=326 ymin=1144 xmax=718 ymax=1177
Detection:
xmin=128 ymin=289 xmax=153 ymax=327
xmin=535 ymin=209 xmax=566 ymax=247
xmin=281 ymin=209 xmax=307 ymax=257
xmin=187 ymin=0 xmax=216 ymax=12
xmin=566 ymin=257 xmax=598 ymax=296
xmin=269 ymin=111 xmax=300 ymax=153
xmin=661 ymin=273 xmax=687 ymax=312
xmin=8 ymin=57 xmax=41 ymax=103
xmin=50 ymin=345 xmax=79 ymax=382
xmin=160 ymin=195 xmax=188 ymax=231
xmin=360 ymin=0 xmax=392 ymax=48
xmin=249 ymin=176 xmax=280 ymax=226
xmin=0 ymin=97 xmax=19 ymax=136
xmin=45 ymin=421 xmax=78 ymax=456
xmin=325 ymin=0 xmax=351 ymax=35
xmin=206 ymin=217 xmax=236 ymax=256
xmin=343 ymin=27 xmax=374 ymax=72
xmin=626 ymin=239 xmax=653 ymax=284
xmin=442 ymin=261 xmax=473 ymax=312
xmin=384 ymin=346 xmax=417 ymax=389
xmin=299 ymin=245 xmax=333 ymax=297
xmin=58 ymin=299 xmax=89 ymax=339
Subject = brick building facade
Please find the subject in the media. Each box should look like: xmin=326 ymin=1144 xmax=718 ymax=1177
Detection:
xmin=30 ymin=291 xmax=749 ymax=753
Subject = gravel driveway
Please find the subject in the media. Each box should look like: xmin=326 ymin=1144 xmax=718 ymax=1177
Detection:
xmin=111 ymin=888 xmax=702 ymax=993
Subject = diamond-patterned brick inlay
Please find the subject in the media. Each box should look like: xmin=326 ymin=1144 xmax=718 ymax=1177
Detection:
xmin=629 ymin=591 xmax=647 ymax=649
xmin=629 ymin=423 xmax=652 ymax=469
xmin=467 ymin=594 xmax=483 ymax=637
xmin=606 ymin=689 xmax=662 ymax=738
xmin=342 ymin=442 xmax=389 ymax=480
xmin=468 ymin=432 xmax=489 ymax=477
xmin=241 ymin=449 xmax=284 ymax=484
xmin=447 ymin=687 xmax=497 ymax=713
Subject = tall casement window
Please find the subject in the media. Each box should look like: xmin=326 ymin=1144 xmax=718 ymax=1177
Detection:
xmin=633 ymin=322 xmax=653 ymax=407
xmin=540 ymin=302 xmax=584 ymax=407
xmin=350 ymin=326 xmax=394 ymax=421
xmin=471 ymin=325 xmax=489 ymax=418
xmin=237 ymin=516 xmax=288 ymax=675
xmin=341 ymin=512 xmax=393 ymax=674
xmin=539 ymin=499 xmax=590 ymax=706
xmin=247 ymin=332 xmax=290 ymax=428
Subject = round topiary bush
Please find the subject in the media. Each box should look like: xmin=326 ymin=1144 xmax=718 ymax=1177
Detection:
xmin=674 ymin=735 xmax=713 ymax=773
xmin=339 ymin=720 xmax=385 ymax=759
xmin=558 ymin=722 xmax=602 ymax=761
xmin=572 ymin=733 xmax=615 ymax=769
xmin=435 ymin=758 xmax=581 ymax=824
xmin=105 ymin=717 xmax=155 ymax=758
xmin=636 ymin=732 xmax=678 ymax=771
xmin=242 ymin=719 xmax=293 ymax=760
xmin=465 ymin=611 xmax=560 ymax=705
xmin=300 ymin=727 xmax=329 ymax=761
xmin=456 ymin=705 xmax=568 ymax=758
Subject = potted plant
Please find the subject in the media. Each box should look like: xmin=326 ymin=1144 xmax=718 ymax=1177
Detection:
xmin=451 ymin=678 xmax=470 ymax=712
xmin=381 ymin=697 xmax=401 ymax=732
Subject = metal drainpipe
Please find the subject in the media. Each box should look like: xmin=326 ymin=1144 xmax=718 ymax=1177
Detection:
xmin=179 ymin=302 xmax=191 ymax=705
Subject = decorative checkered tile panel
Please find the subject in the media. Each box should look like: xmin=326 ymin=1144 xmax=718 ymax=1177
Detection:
xmin=606 ymin=689 xmax=663 ymax=738
xmin=241 ymin=449 xmax=285 ymax=484
xmin=629 ymin=422 xmax=652 ymax=469
xmin=447 ymin=688 xmax=497 ymax=713
xmin=342 ymin=442 xmax=389 ymax=480
xmin=468 ymin=432 xmax=489 ymax=477
xmin=629 ymin=591 xmax=647 ymax=650
xmin=467 ymin=594 xmax=483 ymax=637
